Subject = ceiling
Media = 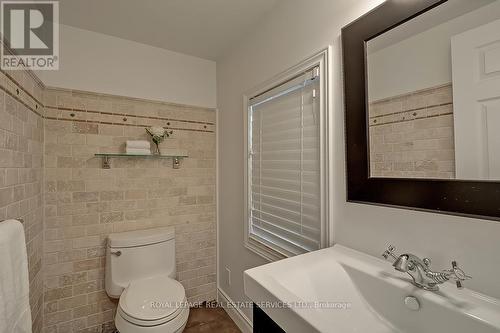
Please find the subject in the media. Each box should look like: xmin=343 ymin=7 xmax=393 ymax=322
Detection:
xmin=367 ymin=0 xmax=496 ymax=53
xmin=58 ymin=0 xmax=279 ymax=60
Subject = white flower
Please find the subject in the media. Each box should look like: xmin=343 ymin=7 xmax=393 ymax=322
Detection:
xmin=148 ymin=127 xmax=166 ymax=137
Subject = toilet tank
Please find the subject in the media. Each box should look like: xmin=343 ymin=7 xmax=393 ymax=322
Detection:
xmin=105 ymin=227 xmax=176 ymax=298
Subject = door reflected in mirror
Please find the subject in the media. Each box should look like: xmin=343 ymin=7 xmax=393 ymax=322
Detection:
xmin=367 ymin=0 xmax=500 ymax=180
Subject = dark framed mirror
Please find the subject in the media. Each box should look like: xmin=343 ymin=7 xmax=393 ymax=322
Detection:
xmin=342 ymin=0 xmax=500 ymax=220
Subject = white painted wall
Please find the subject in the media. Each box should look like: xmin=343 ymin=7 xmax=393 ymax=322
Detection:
xmin=368 ymin=1 xmax=500 ymax=101
xmin=36 ymin=25 xmax=216 ymax=108
xmin=217 ymin=0 xmax=500 ymax=322
xmin=368 ymin=26 xmax=452 ymax=102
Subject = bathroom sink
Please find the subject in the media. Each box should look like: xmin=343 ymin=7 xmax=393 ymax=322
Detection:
xmin=244 ymin=245 xmax=500 ymax=333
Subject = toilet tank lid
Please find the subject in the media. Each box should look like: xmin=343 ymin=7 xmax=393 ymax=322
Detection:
xmin=108 ymin=227 xmax=174 ymax=248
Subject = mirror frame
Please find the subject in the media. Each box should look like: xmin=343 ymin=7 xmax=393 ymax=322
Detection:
xmin=342 ymin=0 xmax=500 ymax=221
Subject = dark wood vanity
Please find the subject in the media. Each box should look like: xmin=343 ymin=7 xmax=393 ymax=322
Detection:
xmin=253 ymin=304 xmax=286 ymax=333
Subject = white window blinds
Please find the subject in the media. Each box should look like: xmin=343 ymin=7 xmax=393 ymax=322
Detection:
xmin=248 ymin=67 xmax=321 ymax=257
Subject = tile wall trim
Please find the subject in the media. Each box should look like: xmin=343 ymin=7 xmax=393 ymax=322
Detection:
xmin=44 ymin=105 xmax=214 ymax=125
xmin=0 ymin=81 xmax=43 ymax=117
xmin=0 ymin=36 xmax=46 ymax=89
xmin=1 ymin=69 xmax=44 ymax=104
xmin=0 ymin=66 xmax=216 ymax=133
xmin=44 ymin=115 xmax=214 ymax=133
xmin=369 ymin=102 xmax=452 ymax=120
xmin=369 ymin=83 xmax=453 ymax=127
xmin=370 ymin=107 xmax=453 ymax=127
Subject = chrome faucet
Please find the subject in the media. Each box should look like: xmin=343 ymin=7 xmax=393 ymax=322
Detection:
xmin=382 ymin=245 xmax=471 ymax=291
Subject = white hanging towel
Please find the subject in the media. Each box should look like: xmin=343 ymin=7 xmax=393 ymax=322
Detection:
xmin=0 ymin=219 xmax=32 ymax=333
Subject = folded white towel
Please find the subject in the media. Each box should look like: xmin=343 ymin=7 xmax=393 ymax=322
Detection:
xmin=126 ymin=140 xmax=150 ymax=149
xmin=125 ymin=148 xmax=151 ymax=155
xmin=0 ymin=220 xmax=32 ymax=333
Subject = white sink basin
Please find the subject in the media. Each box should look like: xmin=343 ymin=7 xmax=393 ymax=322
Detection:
xmin=244 ymin=245 xmax=500 ymax=333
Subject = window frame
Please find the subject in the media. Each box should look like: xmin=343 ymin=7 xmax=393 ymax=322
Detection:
xmin=243 ymin=48 xmax=332 ymax=262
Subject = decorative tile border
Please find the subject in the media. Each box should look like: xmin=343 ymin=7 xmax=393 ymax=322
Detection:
xmin=47 ymin=106 xmax=214 ymax=124
xmin=0 ymin=69 xmax=44 ymax=117
xmin=370 ymin=103 xmax=453 ymax=127
xmin=44 ymin=115 xmax=214 ymax=133
xmin=43 ymin=105 xmax=215 ymax=133
xmin=369 ymin=83 xmax=453 ymax=127
xmin=1 ymin=69 xmax=44 ymax=102
xmin=0 ymin=66 xmax=216 ymax=133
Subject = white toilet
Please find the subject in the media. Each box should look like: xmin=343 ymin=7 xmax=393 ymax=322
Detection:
xmin=105 ymin=227 xmax=189 ymax=333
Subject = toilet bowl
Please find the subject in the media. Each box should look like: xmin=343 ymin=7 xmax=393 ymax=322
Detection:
xmin=105 ymin=228 xmax=189 ymax=333
xmin=115 ymin=275 xmax=189 ymax=333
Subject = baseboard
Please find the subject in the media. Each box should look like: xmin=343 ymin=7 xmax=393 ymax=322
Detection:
xmin=217 ymin=288 xmax=253 ymax=333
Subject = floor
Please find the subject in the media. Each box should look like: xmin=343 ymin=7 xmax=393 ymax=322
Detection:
xmin=184 ymin=303 xmax=241 ymax=333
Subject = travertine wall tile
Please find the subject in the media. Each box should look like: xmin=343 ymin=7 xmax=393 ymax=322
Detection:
xmin=0 ymin=68 xmax=45 ymax=333
xmin=369 ymin=84 xmax=455 ymax=179
xmin=1 ymin=66 xmax=216 ymax=333
xmin=42 ymin=88 xmax=216 ymax=333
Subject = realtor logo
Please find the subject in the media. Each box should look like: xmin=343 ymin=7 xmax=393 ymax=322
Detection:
xmin=1 ymin=1 xmax=59 ymax=70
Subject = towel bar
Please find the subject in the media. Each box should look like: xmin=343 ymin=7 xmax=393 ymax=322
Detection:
xmin=0 ymin=218 xmax=24 ymax=223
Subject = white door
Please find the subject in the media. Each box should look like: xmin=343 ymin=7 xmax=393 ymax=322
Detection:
xmin=452 ymin=18 xmax=500 ymax=180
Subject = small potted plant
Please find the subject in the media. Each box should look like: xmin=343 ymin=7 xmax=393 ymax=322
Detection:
xmin=146 ymin=127 xmax=173 ymax=155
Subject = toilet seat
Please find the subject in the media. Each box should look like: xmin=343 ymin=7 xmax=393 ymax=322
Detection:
xmin=118 ymin=275 xmax=187 ymax=327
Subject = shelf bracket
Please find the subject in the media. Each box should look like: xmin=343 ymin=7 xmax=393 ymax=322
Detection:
xmin=173 ymin=157 xmax=180 ymax=169
xmin=102 ymin=156 xmax=111 ymax=169
xmin=96 ymin=154 xmax=186 ymax=169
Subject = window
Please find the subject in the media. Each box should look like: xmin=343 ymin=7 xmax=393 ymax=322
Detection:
xmin=244 ymin=50 xmax=330 ymax=261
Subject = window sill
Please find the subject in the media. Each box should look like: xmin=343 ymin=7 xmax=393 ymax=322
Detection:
xmin=245 ymin=236 xmax=288 ymax=262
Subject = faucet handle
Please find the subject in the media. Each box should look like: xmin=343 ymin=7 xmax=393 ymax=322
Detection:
xmin=382 ymin=245 xmax=397 ymax=260
xmin=422 ymin=258 xmax=432 ymax=267
xmin=448 ymin=261 xmax=472 ymax=289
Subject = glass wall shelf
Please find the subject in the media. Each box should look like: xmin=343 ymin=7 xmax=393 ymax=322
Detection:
xmin=95 ymin=153 xmax=188 ymax=169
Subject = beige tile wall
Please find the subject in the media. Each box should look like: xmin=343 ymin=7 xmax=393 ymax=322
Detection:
xmin=0 ymin=68 xmax=45 ymax=333
xmin=1 ymin=65 xmax=216 ymax=333
xmin=42 ymin=88 xmax=216 ymax=333
xmin=369 ymin=84 xmax=455 ymax=179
